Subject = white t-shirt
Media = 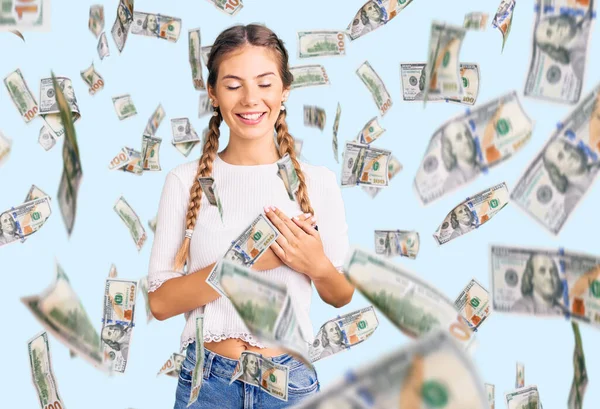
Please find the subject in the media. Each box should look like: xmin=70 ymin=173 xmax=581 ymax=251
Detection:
xmin=147 ymin=153 xmax=350 ymax=351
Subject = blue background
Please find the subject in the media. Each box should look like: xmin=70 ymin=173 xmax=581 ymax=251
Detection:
xmin=1 ymin=0 xmax=599 ymax=407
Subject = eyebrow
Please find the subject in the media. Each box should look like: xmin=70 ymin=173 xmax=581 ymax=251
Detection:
xmin=222 ymin=72 xmax=275 ymax=81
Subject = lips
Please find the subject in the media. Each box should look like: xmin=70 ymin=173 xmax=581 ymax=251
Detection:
xmin=235 ymin=112 xmax=267 ymax=125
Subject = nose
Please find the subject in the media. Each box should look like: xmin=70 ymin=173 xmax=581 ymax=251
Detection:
xmin=241 ymin=85 xmax=259 ymax=107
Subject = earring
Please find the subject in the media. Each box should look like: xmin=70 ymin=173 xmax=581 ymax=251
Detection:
xmin=280 ymin=104 xmax=286 ymax=111
xmin=212 ymin=105 xmax=219 ymax=117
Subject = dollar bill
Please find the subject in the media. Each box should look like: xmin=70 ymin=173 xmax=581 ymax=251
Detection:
xmin=131 ymin=12 xmax=181 ymax=42
xmin=21 ymin=262 xmax=104 ymax=369
xmin=492 ymin=0 xmax=516 ymax=51
xmin=569 ymin=322 xmax=588 ymax=409
xmin=0 ymin=130 xmax=12 ymax=166
xmin=28 ymin=332 xmax=65 ymax=409
xmin=454 ymin=278 xmax=490 ymax=331
xmin=230 ymin=351 xmax=289 ymax=401
xmin=295 ymin=139 xmax=304 ymax=157
xmin=39 ymin=76 xmax=81 ymax=139
xmin=0 ymin=0 xmax=50 ymax=31
xmin=290 ymin=65 xmax=330 ymax=89
xmin=512 ymin=83 xmax=600 ymax=234
xmin=516 ymin=362 xmax=525 ymax=388
xmin=341 ymin=141 xmax=391 ymax=187
xmin=362 ymin=154 xmax=402 ymax=198
xmin=206 ymin=0 xmax=243 ymax=16
xmin=120 ymin=147 xmax=143 ymax=175
xmin=80 ymin=63 xmax=104 ymax=95
xmin=144 ymin=103 xmax=165 ymax=136
xmin=188 ymin=28 xmax=205 ymax=90
xmin=486 ymin=383 xmax=496 ymax=409
xmin=415 ymin=91 xmax=532 ymax=205
xmin=141 ymin=134 xmax=162 ymax=171
xmin=114 ymin=196 xmax=147 ymax=251
xmin=332 ymin=103 xmax=341 ymax=163
xmin=148 ymin=216 xmax=157 ymax=233
xmin=97 ymin=32 xmax=110 ymax=60
xmin=505 ymin=385 xmax=541 ymax=409
xmin=172 ymin=117 xmax=200 ymax=144
xmin=107 ymin=263 xmax=118 ymax=278
xmin=102 ymin=278 xmax=137 ymax=373
xmin=277 ymin=153 xmax=300 ymax=201
xmin=297 ymin=30 xmax=346 ymax=58
xmin=0 ymin=196 xmax=52 ymax=247
xmin=38 ymin=126 xmax=56 ymax=151
xmin=198 ymin=176 xmax=224 ymax=221
xmin=4 ymin=69 xmax=39 ymax=122
xmin=355 ymin=116 xmax=385 ymax=144
xmin=309 ymin=306 xmax=379 ymax=363
xmin=401 ymin=62 xmax=480 ymax=105
xmin=89 ymin=4 xmax=104 ymax=38
xmin=343 ymin=246 xmax=476 ymax=349
xmin=137 ymin=276 xmax=154 ymax=323
xmin=111 ymin=0 xmax=134 ymax=53
xmin=374 ymin=230 xmax=419 ymax=259
xmin=356 ymin=61 xmax=392 ymax=116
xmin=424 ymin=21 xmax=466 ymax=103
xmin=112 ymin=94 xmax=137 ymax=120
xmin=198 ymin=93 xmax=212 ymax=118
xmin=524 ymin=0 xmax=594 ymax=104
xmin=188 ymin=315 xmax=205 ymax=407
xmin=200 ymin=45 xmax=212 ymax=66
xmin=464 ymin=12 xmax=489 ymax=30
xmin=346 ymin=0 xmax=415 ymax=41
xmin=174 ymin=141 xmax=198 ymax=157
xmin=490 ymin=245 xmax=600 ymax=327
xmin=303 ymin=105 xmax=326 ymax=130
xmin=109 ymin=147 xmax=132 ymax=170
xmin=157 ymin=352 xmax=186 ymax=377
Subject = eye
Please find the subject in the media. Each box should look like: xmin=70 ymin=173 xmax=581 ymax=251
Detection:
xmin=226 ymin=85 xmax=241 ymax=90
xmin=258 ymin=84 xmax=272 ymax=88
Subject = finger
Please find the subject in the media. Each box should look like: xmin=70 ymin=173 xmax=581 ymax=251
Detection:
xmin=292 ymin=215 xmax=319 ymax=238
xmin=270 ymin=241 xmax=285 ymax=260
xmin=264 ymin=206 xmax=296 ymax=240
xmin=271 ymin=206 xmax=305 ymax=238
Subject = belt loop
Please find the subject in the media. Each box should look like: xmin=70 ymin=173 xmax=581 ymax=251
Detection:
xmin=203 ymin=350 xmax=215 ymax=380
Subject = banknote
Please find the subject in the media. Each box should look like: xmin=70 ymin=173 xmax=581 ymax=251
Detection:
xmin=141 ymin=134 xmax=162 ymax=171
xmin=297 ymin=30 xmax=346 ymax=58
xmin=464 ymin=12 xmax=489 ymax=30
xmin=39 ymin=76 xmax=81 ymax=139
xmin=356 ymin=116 xmax=385 ymax=144
xmin=137 ymin=276 xmax=154 ymax=323
xmin=362 ymin=154 xmax=402 ymax=198
xmin=189 ymin=29 xmax=205 ymax=90
xmin=230 ymin=351 xmax=289 ymax=401
xmin=111 ymin=0 xmax=134 ymax=53
xmin=21 ymin=262 xmax=104 ymax=369
xmin=4 ymin=69 xmax=39 ymax=122
xmin=343 ymin=246 xmax=475 ymax=349
xmin=401 ymin=62 xmax=480 ymax=105
xmin=290 ymin=65 xmax=330 ymax=89
xmin=207 ymin=0 xmax=243 ymax=16
xmin=505 ymin=385 xmax=541 ymax=409
xmin=0 ymin=196 xmax=52 ymax=247
xmin=188 ymin=315 xmax=204 ymax=407
xmin=309 ymin=306 xmax=379 ymax=363
xmin=199 ymin=93 xmax=212 ymax=118
xmin=144 ymin=104 xmax=165 ymax=137
xmin=492 ymin=0 xmax=516 ymax=51
xmin=303 ymin=105 xmax=326 ymax=130
xmin=516 ymin=362 xmax=525 ymax=388
xmin=198 ymin=176 xmax=224 ymax=221
xmin=112 ymin=94 xmax=137 ymax=120
xmin=157 ymin=352 xmax=185 ymax=377
xmin=0 ymin=0 xmax=50 ymax=31
xmin=415 ymin=91 xmax=532 ymax=205
xmin=107 ymin=263 xmax=118 ymax=278
xmin=0 ymin=131 xmax=12 ymax=167
xmin=332 ymin=103 xmax=341 ymax=163
xmin=295 ymin=139 xmax=304 ymax=157
xmin=131 ymin=12 xmax=181 ymax=42
xmin=121 ymin=147 xmax=143 ymax=175
xmin=277 ymin=153 xmax=300 ymax=201
xmin=293 ymin=331 xmax=488 ymax=409
xmin=512 ymin=83 xmax=600 ymax=234
xmin=148 ymin=216 xmax=157 ymax=233
xmin=172 ymin=118 xmax=200 ymax=144
xmin=89 ymin=4 xmax=104 ymax=38
xmin=346 ymin=0 xmax=415 ymax=41
xmin=374 ymin=230 xmax=419 ymax=259
xmin=490 ymin=245 xmax=600 ymax=328
xmin=341 ymin=141 xmax=391 ymax=187
xmin=356 ymin=61 xmax=392 ymax=116
xmin=201 ymin=45 xmax=212 ymax=66
xmin=81 ymin=63 xmax=104 ymax=95
xmin=28 ymin=332 xmax=65 ymax=409
xmin=97 ymin=32 xmax=110 ymax=60
xmin=109 ymin=147 xmax=133 ymax=170
xmin=524 ymin=0 xmax=594 ymax=104
xmin=486 ymin=383 xmax=496 ymax=409
xmin=454 ymin=278 xmax=490 ymax=331
xmin=38 ymin=126 xmax=56 ymax=151
xmin=114 ymin=196 xmax=147 ymax=251
xmin=424 ymin=21 xmax=466 ymax=103
xmin=102 ymin=278 xmax=137 ymax=373
xmin=569 ymin=322 xmax=588 ymax=409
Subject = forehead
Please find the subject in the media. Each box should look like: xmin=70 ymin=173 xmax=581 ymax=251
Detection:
xmin=532 ymin=255 xmax=553 ymax=267
xmin=217 ymin=45 xmax=281 ymax=78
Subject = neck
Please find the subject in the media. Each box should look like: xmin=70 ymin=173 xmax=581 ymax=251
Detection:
xmin=220 ymin=132 xmax=281 ymax=165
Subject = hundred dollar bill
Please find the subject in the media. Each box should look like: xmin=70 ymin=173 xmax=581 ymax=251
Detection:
xmin=198 ymin=176 xmax=224 ymax=221
xmin=309 ymin=306 xmax=379 ymax=363
xmin=356 ymin=61 xmax=392 ymax=116
xmin=144 ymin=103 xmax=165 ymax=136
xmin=332 ymin=102 xmax=341 ymax=163
xmin=38 ymin=126 xmax=56 ymax=151
xmin=21 ymin=262 xmax=104 ymax=369
xmin=39 ymin=76 xmax=81 ymax=139
xmin=290 ymin=65 xmax=329 ymax=89
xmin=141 ymin=134 xmax=162 ymax=171
xmin=277 ymin=153 xmax=300 ymax=201
xmin=4 ymin=69 xmax=39 ymax=122
xmin=120 ymin=147 xmax=143 ymax=175
xmin=434 ymin=182 xmax=509 ymax=245
xmin=198 ymin=93 xmax=212 ymax=118
xmin=505 ymin=385 xmax=541 ymax=409
xmin=0 ymin=0 xmax=50 ymax=32
xmin=201 ymin=45 xmax=212 ymax=66
xmin=355 ymin=116 xmax=385 ymax=144
xmin=512 ymin=83 xmax=600 ymax=234
xmin=158 ymin=352 xmax=185 ymax=377
xmin=303 ymin=105 xmax=326 ymax=130
xmin=131 ymin=12 xmax=181 ymax=42
xmin=341 ymin=141 xmax=391 ymax=187
xmin=112 ymin=94 xmax=137 ymax=120
xmin=374 ymin=230 xmax=419 ymax=259
xmin=89 ymin=4 xmax=104 ymax=38
xmin=569 ymin=322 xmax=588 ymax=409
xmin=464 ymin=12 xmax=489 ymax=30
xmin=172 ymin=118 xmax=200 ymax=144
xmin=97 ymin=32 xmax=110 ymax=60
xmin=486 ymin=383 xmax=496 ymax=409
xmin=109 ymin=147 xmax=132 ymax=170
xmin=516 ymin=362 xmax=525 ymax=388
xmin=0 ymin=196 xmax=52 ymax=247
xmin=415 ymin=91 xmax=532 ymax=205
xmin=362 ymin=154 xmax=402 ymax=198
xmin=230 ymin=352 xmax=289 ymax=401
xmin=454 ymin=278 xmax=490 ymax=331
xmin=343 ymin=246 xmax=476 ymax=348
xmin=148 ymin=216 xmax=157 ymax=233
xmin=424 ymin=21 xmax=466 ymax=103
xmin=28 ymin=332 xmax=65 ymax=409
xmin=524 ymin=0 xmax=594 ymax=104
xmin=0 ymin=131 xmax=12 ymax=166
xmin=114 ymin=196 xmax=147 ymax=251
xmin=111 ymin=0 xmax=134 ymax=53
xmin=188 ymin=315 xmax=205 ymax=407
xmin=297 ymin=30 xmax=345 ymax=58
xmin=206 ymin=0 xmax=243 ymax=16
xmin=189 ymin=29 xmax=205 ymax=90
xmin=137 ymin=276 xmax=154 ymax=323
xmin=401 ymin=62 xmax=480 ymax=105
xmin=101 ymin=278 xmax=137 ymax=373
xmin=492 ymin=0 xmax=516 ymax=52
xmin=346 ymin=0 xmax=415 ymax=41
xmin=293 ymin=330 xmax=488 ymax=409
xmin=80 ymin=63 xmax=104 ymax=95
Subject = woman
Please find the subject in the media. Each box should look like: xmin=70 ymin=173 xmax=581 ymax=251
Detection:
xmin=147 ymin=24 xmax=354 ymax=409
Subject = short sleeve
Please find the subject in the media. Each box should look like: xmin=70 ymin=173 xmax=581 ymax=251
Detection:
xmin=147 ymin=171 xmax=189 ymax=292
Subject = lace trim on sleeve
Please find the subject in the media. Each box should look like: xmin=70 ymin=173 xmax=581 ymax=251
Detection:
xmin=148 ymin=275 xmax=177 ymax=293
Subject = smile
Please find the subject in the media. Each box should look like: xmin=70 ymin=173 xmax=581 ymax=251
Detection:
xmin=235 ymin=112 xmax=266 ymax=125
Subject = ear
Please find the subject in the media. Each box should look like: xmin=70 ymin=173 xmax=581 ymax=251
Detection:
xmin=207 ymin=86 xmax=218 ymax=107
xmin=282 ymin=88 xmax=290 ymax=103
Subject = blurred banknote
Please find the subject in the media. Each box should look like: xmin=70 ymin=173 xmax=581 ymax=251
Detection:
xmin=374 ymin=229 xmax=419 ymax=259
xmin=346 ymin=0 xmax=415 ymax=41
xmin=492 ymin=0 xmax=516 ymax=51
xmin=569 ymin=322 xmax=588 ymax=409
xmin=414 ymin=91 xmax=532 ymax=205
xmin=172 ymin=118 xmax=200 ymax=144
xmin=362 ymin=154 xmax=402 ymax=198
xmin=114 ymin=196 xmax=147 ymax=251
xmin=505 ymin=385 xmax=541 ymax=409
xmin=39 ymin=76 xmax=81 ymax=139
xmin=486 ymin=383 xmax=496 ymax=409
xmin=356 ymin=61 xmax=392 ymax=116
xmin=141 ymin=134 xmax=162 ymax=171
xmin=341 ymin=141 xmax=391 ymax=187
xmin=230 ymin=351 xmax=288 ymax=401
xmin=198 ymin=176 xmax=224 ymax=222
xmin=188 ymin=315 xmax=204 ymax=406
xmin=201 ymin=45 xmax=212 ymax=66
xmin=4 ymin=69 xmax=39 ymax=122
xmin=189 ymin=28 xmax=205 ymax=90
xmin=303 ymin=105 xmax=326 ymax=130
xmin=112 ymin=94 xmax=137 ymax=120
xmin=80 ymin=63 xmax=104 ymax=95
xmin=157 ymin=352 xmax=185 ymax=377
xmin=332 ymin=103 xmax=341 ymax=162
xmin=28 ymin=332 xmax=65 ymax=409
xmin=516 ymin=362 xmax=525 ymax=388
xmin=0 ymin=0 xmax=50 ymax=31
xmin=0 ymin=196 xmax=51 ymax=247
xmin=356 ymin=116 xmax=385 ymax=144
xmin=464 ymin=12 xmax=489 ymax=30
xmin=144 ymin=104 xmax=165 ymax=136
xmin=89 ymin=4 xmax=104 ymax=38
xmin=0 ymin=131 xmax=12 ymax=166
xmin=38 ymin=126 xmax=56 ymax=151
xmin=111 ymin=0 xmax=134 ymax=53
xmin=109 ymin=147 xmax=140 ymax=174
xmin=290 ymin=65 xmax=329 ymax=89
xmin=277 ymin=153 xmax=300 ymax=201
xmin=454 ymin=278 xmax=490 ymax=331
xmin=137 ymin=276 xmax=154 ymax=323
xmin=131 ymin=12 xmax=181 ymax=42
xmin=206 ymin=0 xmax=243 ymax=16
xmin=297 ymin=30 xmax=346 ymax=58
xmin=98 ymin=32 xmax=110 ymax=59
xmin=198 ymin=93 xmax=212 ymax=118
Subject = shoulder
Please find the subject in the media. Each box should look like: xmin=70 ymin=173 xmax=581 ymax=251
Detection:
xmin=299 ymin=161 xmax=338 ymax=189
xmin=168 ymin=159 xmax=201 ymax=189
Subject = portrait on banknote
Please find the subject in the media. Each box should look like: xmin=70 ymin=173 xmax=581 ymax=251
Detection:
xmin=101 ymin=323 xmax=133 ymax=363
xmin=0 ymin=212 xmax=19 ymax=246
xmin=240 ymin=353 xmax=261 ymax=386
xmin=319 ymin=321 xmax=347 ymax=358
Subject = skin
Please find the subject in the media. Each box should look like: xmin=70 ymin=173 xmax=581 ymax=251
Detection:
xmin=0 ymin=213 xmax=15 ymax=235
xmin=531 ymin=255 xmax=560 ymax=302
xmin=545 ymin=140 xmax=586 ymax=177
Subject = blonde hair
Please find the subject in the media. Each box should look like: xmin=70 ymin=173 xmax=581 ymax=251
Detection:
xmin=173 ymin=24 xmax=314 ymax=271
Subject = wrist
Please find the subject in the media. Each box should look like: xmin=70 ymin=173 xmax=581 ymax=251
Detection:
xmin=309 ymin=256 xmax=333 ymax=281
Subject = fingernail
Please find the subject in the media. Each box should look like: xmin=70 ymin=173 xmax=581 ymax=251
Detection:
xmin=292 ymin=216 xmax=298 ymax=221
xmin=271 ymin=205 xmax=277 ymax=211
xmin=303 ymin=213 xmax=312 ymax=218
xmin=264 ymin=206 xmax=271 ymax=213
xmin=310 ymin=216 xmax=317 ymax=223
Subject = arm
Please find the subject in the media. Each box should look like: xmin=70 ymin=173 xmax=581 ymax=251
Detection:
xmin=312 ymin=262 xmax=355 ymax=308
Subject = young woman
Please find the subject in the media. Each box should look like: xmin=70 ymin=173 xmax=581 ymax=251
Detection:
xmin=147 ymin=24 xmax=354 ymax=409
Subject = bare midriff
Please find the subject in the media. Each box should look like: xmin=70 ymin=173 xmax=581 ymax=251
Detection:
xmin=204 ymin=338 xmax=287 ymax=360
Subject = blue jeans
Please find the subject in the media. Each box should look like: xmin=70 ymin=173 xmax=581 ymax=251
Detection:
xmin=174 ymin=342 xmax=320 ymax=409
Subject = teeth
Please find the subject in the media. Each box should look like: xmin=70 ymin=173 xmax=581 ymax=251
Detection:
xmin=239 ymin=113 xmax=262 ymax=120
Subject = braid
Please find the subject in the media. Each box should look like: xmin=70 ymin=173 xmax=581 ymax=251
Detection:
xmin=275 ymin=110 xmax=314 ymax=215
xmin=173 ymin=112 xmax=222 ymax=271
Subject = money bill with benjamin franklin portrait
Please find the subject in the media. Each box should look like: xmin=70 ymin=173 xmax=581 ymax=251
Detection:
xmin=111 ymin=0 xmax=134 ymax=53
xmin=341 ymin=142 xmax=391 ymax=188
xmin=131 ymin=12 xmax=181 ymax=42
xmin=0 ymin=0 xmax=50 ymax=31
xmin=356 ymin=61 xmax=392 ymax=116
xmin=524 ymin=0 xmax=595 ymax=104
xmin=189 ymin=29 xmax=205 ymax=90
xmin=512 ymin=83 xmax=600 ymax=234
xmin=297 ymin=30 xmax=345 ymax=58
xmin=569 ymin=322 xmax=588 ymax=409
xmin=114 ymin=196 xmax=147 ymax=251
xmin=505 ymin=385 xmax=542 ymax=409
xmin=454 ymin=278 xmax=490 ymax=332
xmin=39 ymin=76 xmax=81 ymax=139
xmin=206 ymin=0 xmax=243 ymax=16
xmin=172 ymin=118 xmax=200 ymax=145
xmin=492 ymin=0 xmax=516 ymax=52
xmin=290 ymin=64 xmax=330 ymax=89
xmin=188 ymin=315 xmax=204 ymax=407
xmin=4 ymin=69 xmax=39 ymax=123
xmin=28 ymin=332 xmax=65 ymax=409
xmin=346 ymin=0 xmax=415 ymax=41
xmin=0 ymin=195 xmax=52 ymax=248
xmin=89 ymin=4 xmax=104 ymax=38
xmin=157 ymin=352 xmax=186 ymax=377
xmin=414 ymin=91 xmax=532 ymax=205
xmin=362 ymin=154 xmax=402 ymax=199
xmin=230 ymin=351 xmax=289 ymax=401
xmin=374 ymin=230 xmax=419 ymax=259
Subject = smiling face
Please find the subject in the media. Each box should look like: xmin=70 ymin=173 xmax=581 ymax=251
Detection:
xmin=544 ymin=140 xmax=586 ymax=177
xmin=324 ymin=322 xmax=342 ymax=345
xmin=102 ymin=325 xmax=124 ymax=342
xmin=0 ymin=213 xmax=15 ymax=235
xmin=530 ymin=255 xmax=560 ymax=300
